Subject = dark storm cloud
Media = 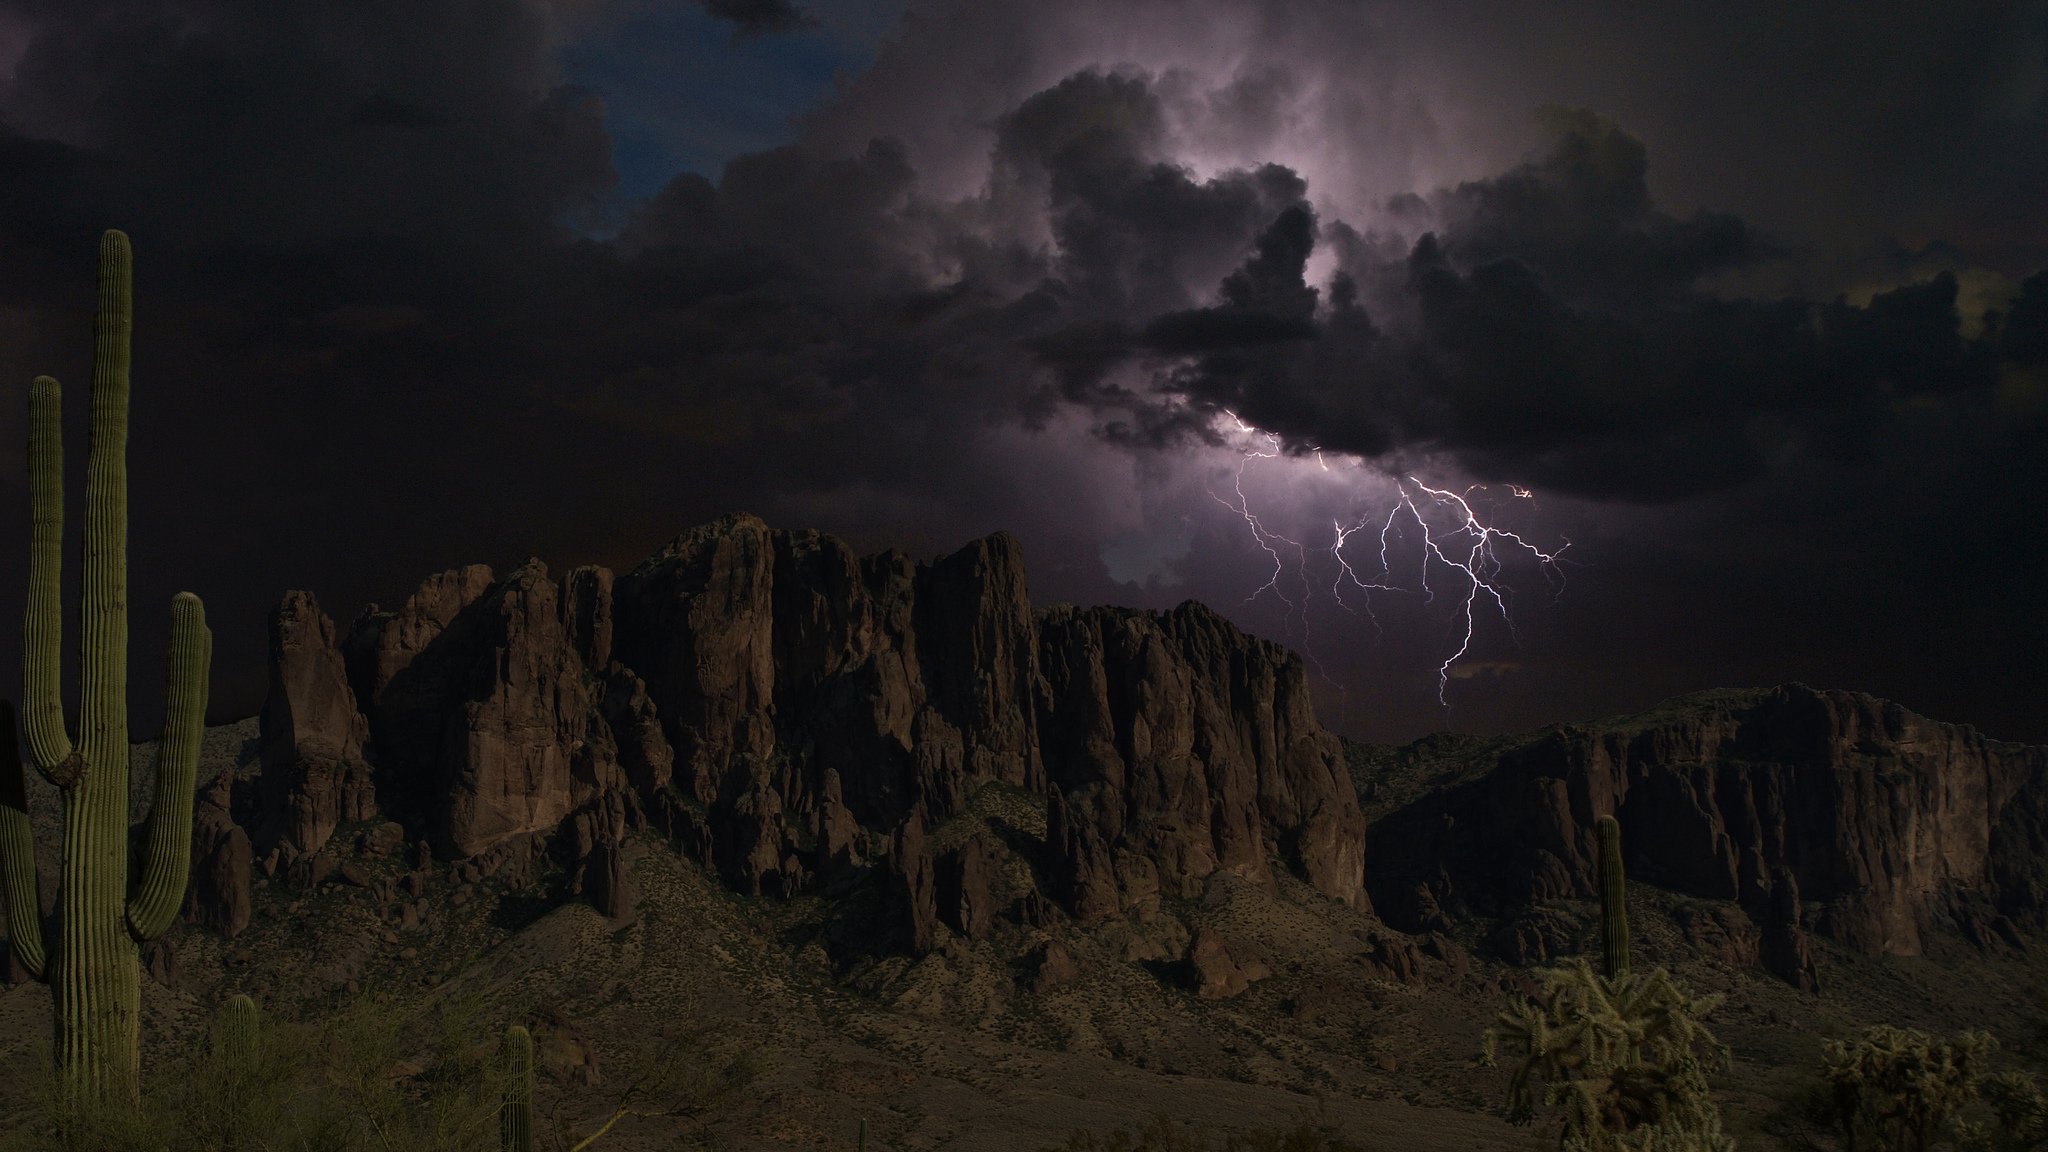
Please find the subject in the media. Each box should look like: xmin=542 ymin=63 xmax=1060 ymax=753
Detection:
xmin=1013 ymin=100 xmax=2030 ymax=502
xmin=0 ymin=0 xmax=2044 ymax=746
xmin=700 ymin=0 xmax=812 ymax=36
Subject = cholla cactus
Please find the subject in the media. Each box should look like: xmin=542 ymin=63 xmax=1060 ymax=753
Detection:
xmin=1957 ymin=1070 xmax=2048 ymax=1152
xmin=1480 ymin=817 xmax=1732 ymax=1150
xmin=1482 ymin=958 xmax=1733 ymax=1152
xmin=1821 ymin=1024 xmax=1996 ymax=1152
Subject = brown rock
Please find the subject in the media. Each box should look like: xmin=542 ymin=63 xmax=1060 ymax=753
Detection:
xmin=1039 ymin=601 xmax=1367 ymax=921
xmin=1761 ymin=866 xmax=1821 ymax=992
xmin=585 ymin=839 xmax=637 ymax=923
xmin=936 ymin=836 xmax=994 ymax=942
xmin=1366 ymin=684 xmax=2048 ymax=960
xmin=814 ymin=768 xmax=862 ymax=879
xmin=891 ymin=804 xmax=938 ymax=956
xmin=185 ymin=772 xmax=252 ymax=938
xmin=613 ymin=515 xmax=780 ymax=806
xmin=1184 ymin=925 xmax=1269 ymax=1000
xmin=287 ymin=516 xmax=1375 ymax=962
xmin=360 ymin=821 xmax=405 ymax=857
xmin=712 ymin=764 xmax=788 ymax=897
xmin=599 ymin=663 xmax=673 ymax=796
xmin=338 ymin=861 xmax=373 ymax=888
xmin=142 ymin=938 xmax=179 ymax=989
xmin=259 ymin=591 xmax=376 ymax=857
xmin=1009 ymin=890 xmax=1056 ymax=928
xmin=561 ymin=565 xmax=614 ymax=673
xmin=1288 ymin=978 xmax=1349 ymax=1022
xmin=442 ymin=561 xmax=626 ymax=857
xmin=1421 ymin=931 xmax=1471 ymax=978
xmin=1673 ymin=902 xmax=1762 ymax=968
xmin=1028 ymin=938 xmax=1081 ymax=992
xmin=1366 ymin=935 xmax=1426 ymax=986
xmin=529 ymin=1005 xmax=603 ymax=1086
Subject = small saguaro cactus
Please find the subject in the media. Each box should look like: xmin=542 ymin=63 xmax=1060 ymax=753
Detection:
xmin=216 ymin=993 xmax=261 ymax=1080
xmin=503 ymin=1023 xmax=536 ymax=1152
xmin=859 ymin=1116 xmax=869 ymax=1152
xmin=0 ymin=229 xmax=214 ymax=1105
xmin=1596 ymin=814 xmax=1629 ymax=979
xmin=213 ymin=992 xmax=261 ymax=1142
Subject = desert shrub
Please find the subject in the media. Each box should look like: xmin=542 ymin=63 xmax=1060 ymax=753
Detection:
xmin=1480 ymin=958 xmax=1734 ymax=1152
xmin=7 ymin=987 xmax=755 ymax=1152
xmin=1820 ymin=1025 xmax=1996 ymax=1152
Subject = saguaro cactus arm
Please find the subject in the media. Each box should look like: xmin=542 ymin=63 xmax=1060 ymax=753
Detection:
xmin=22 ymin=373 xmax=75 ymax=782
xmin=0 ymin=700 xmax=48 ymax=979
xmin=127 ymin=594 xmax=212 ymax=940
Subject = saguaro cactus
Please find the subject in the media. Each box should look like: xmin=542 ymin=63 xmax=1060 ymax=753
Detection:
xmin=1596 ymin=814 xmax=1629 ymax=979
xmin=216 ymin=993 xmax=260 ymax=1079
xmin=0 ymin=229 xmax=213 ymax=1103
xmin=503 ymin=1023 xmax=535 ymax=1152
xmin=214 ymin=993 xmax=261 ymax=1140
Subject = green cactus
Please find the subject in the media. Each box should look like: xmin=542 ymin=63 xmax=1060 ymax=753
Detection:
xmin=0 ymin=229 xmax=213 ymax=1104
xmin=859 ymin=1116 xmax=869 ymax=1152
xmin=1478 ymin=814 xmax=1732 ymax=1150
xmin=216 ymin=993 xmax=260 ymax=1080
xmin=1597 ymin=814 xmax=1629 ymax=978
xmin=212 ymin=993 xmax=261 ymax=1145
xmin=1822 ymin=1024 xmax=1997 ymax=1152
xmin=503 ymin=1023 xmax=535 ymax=1152
xmin=1481 ymin=959 xmax=1733 ymax=1151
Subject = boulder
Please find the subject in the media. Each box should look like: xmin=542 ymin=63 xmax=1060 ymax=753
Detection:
xmin=1183 ymin=925 xmax=1270 ymax=1000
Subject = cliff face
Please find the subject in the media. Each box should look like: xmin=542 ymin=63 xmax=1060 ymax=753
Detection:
xmin=255 ymin=513 xmax=1368 ymax=936
xmin=1364 ymin=685 xmax=2048 ymax=966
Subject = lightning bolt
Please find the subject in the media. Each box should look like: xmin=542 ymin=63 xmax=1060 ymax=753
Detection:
xmin=1209 ymin=413 xmax=1331 ymax=682
xmin=1210 ymin=412 xmax=1570 ymax=709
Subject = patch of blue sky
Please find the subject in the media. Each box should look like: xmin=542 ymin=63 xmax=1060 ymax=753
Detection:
xmin=558 ymin=0 xmax=903 ymax=218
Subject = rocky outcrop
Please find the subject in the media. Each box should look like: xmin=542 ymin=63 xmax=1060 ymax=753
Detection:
xmin=1039 ymin=601 xmax=1367 ymax=920
xmin=264 ymin=513 xmax=1370 ymax=938
xmin=891 ymin=804 xmax=938 ymax=955
xmin=1365 ymin=685 xmax=2048 ymax=966
xmin=185 ymin=772 xmax=251 ymax=938
xmin=343 ymin=561 xmax=627 ymax=859
xmin=1183 ymin=925 xmax=1271 ymax=999
xmin=935 ymin=836 xmax=995 ymax=941
xmin=258 ymin=591 xmax=375 ymax=856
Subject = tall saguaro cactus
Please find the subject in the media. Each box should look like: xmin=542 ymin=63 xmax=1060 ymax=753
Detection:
xmin=0 ymin=229 xmax=213 ymax=1104
xmin=1596 ymin=813 xmax=1629 ymax=978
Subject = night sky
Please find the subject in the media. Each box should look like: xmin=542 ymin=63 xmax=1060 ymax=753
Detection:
xmin=0 ymin=0 xmax=2044 ymax=747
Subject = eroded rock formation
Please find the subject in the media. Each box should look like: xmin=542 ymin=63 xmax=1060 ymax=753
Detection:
xmin=1365 ymin=685 xmax=2048 ymax=966
xmin=262 ymin=513 xmax=1370 ymax=936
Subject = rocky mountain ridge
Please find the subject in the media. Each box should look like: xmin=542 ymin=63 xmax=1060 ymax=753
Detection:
xmin=250 ymin=512 xmax=1367 ymax=957
xmin=1362 ymin=685 xmax=2048 ymax=987
xmin=142 ymin=513 xmax=2048 ymax=995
